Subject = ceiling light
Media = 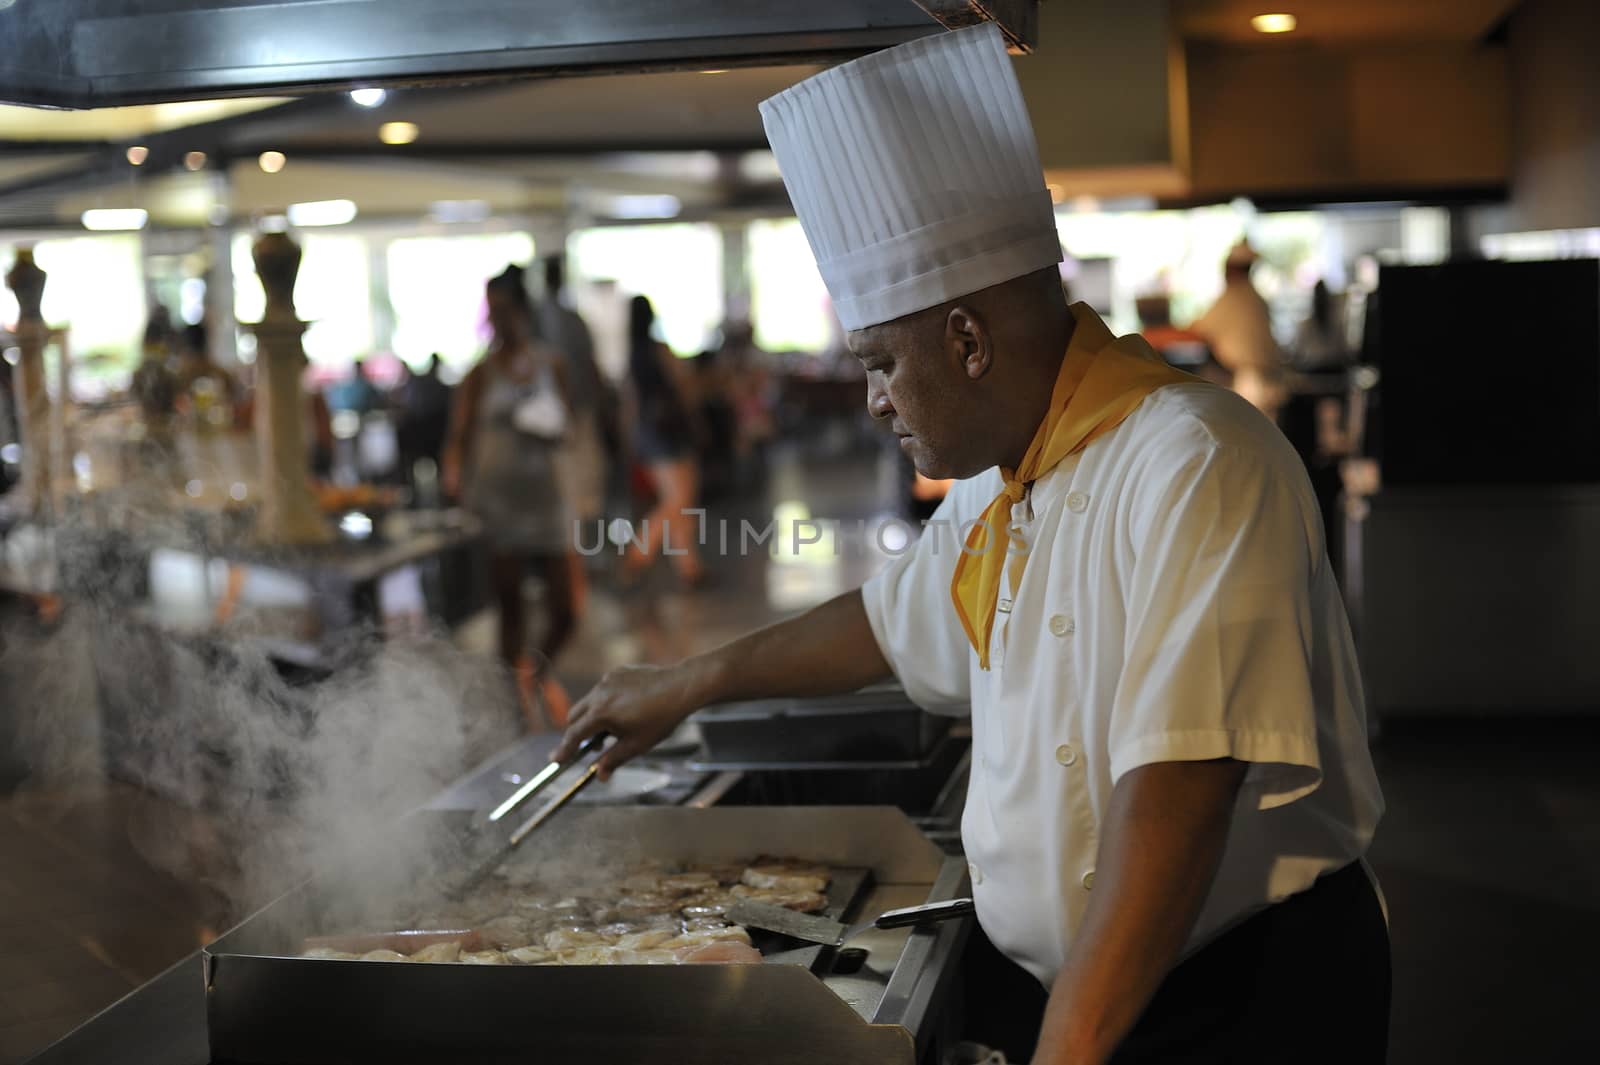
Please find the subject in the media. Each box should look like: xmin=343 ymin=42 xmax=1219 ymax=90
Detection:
xmin=258 ymin=214 xmax=289 ymax=234
xmin=428 ymin=199 xmax=491 ymax=224
xmin=287 ymin=199 xmax=358 ymax=227
xmin=1250 ymin=13 xmax=1297 ymax=33
xmin=608 ymin=194 xmax=681 ymax=220
xmin=379 ymin=121 xmax=419 ymax=145
xmin=184 ymin=151 xmax=207 ymax=171
xmin=126 ymin=145 xmax=149 ymax=165
xmin=699 ymin=69 xmax=728 ymax=75
xmin=350 ymin=88 xmax=387 ymax=108
xmin=258 ymin=150 xmax=286 ymax=173
xmin=82 ymin=208 xmax=149 ymax=231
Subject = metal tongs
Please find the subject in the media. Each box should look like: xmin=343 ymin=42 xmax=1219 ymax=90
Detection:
xmin=449 ymin=733 xmax=609 ymax=899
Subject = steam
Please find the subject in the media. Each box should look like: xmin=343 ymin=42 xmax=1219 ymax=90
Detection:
xmin=1 ymin=475 xmax=521 ymax=928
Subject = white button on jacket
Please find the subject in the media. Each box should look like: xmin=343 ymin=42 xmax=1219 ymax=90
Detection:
xmin=864 ymin=369 xmax=1384 ymax=987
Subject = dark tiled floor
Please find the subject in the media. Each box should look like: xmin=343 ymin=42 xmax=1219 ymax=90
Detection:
xmin=3 ymin=448 xmax=1599 ymax=1062
xmin=1367 ymin=719 xmax=1600 ymax=1063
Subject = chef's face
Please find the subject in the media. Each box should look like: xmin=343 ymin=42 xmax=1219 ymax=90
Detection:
xmin=850 ymin=306 xmax=991 ymax=480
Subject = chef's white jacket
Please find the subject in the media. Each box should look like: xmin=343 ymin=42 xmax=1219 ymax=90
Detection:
xmin=862 ymin=380 xmax=1384 ymax=986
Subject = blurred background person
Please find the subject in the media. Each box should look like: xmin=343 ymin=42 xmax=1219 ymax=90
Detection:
xmin=1283 ymin=279 xmax=1357 ymax=575
xmin=540 ymin=254 xmax=611 ymax=603
xmin=395 ymin=353 xmax=453 ymax=497
xmin=174 ymin=322 xmax=240 ymax=430
xmin=688 ymin=342 xmax=737 ymax=500
xmin=1190 ymin=239 xmax=1290 ymax=422
xmin=620 ymin=294 xmax=704 ymax=587
xmin=1290 ymin=280 xmax=1348 ymax=371
xmin=442 ymin=264 xmax=576 ymax=729
xmin=718 ymin=317 xmax=776 ymax=492
xmin=326 ymin=355 xmax=383 ymax=417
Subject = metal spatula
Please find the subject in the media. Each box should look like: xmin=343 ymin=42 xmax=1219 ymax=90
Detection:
xmin=448 ymin=734 xmax=609 ymax=899
xmin=728 ymin=896 xmax=974 ymax=948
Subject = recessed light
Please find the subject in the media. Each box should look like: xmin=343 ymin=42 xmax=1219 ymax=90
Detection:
xmin=82 ymin=208 xmax=149 ymax=231
xmin=184 ymin=151 xmax=207 ymax=171
xmin=1251 ymin=13 xmax=1297 ymax=33
xmin=287 ymin=199 xmax=358 ymax=227
xmin=258 ymin=150 xmax=287 ymax=173
xmin=126 ymin=145 xmax=149 ymax=165
xmin=379 ymin=121 xmax=419 ymax=145
xmin=699 ymin=69 xmax=728 ymax=75
xmin=350 ymin=88 xmax=387 ymax=107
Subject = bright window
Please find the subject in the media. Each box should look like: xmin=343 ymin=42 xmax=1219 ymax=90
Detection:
xmin=386 ymin=232 xmax=536 ymax=372
xmin=1 ymin=237 xmax=146 ymax=366
xmin=567 ymin=224 xmax=721 ymax=356
xmin=748 ymin=219 xmax=835 ymax=353
xmin=232 ymin=232 xmax=374 ymax=366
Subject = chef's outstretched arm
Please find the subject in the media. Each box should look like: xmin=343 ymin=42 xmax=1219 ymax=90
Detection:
xmin=554 ymin=589 xmax=892 ymax=777
xmin=1033 ymin=758 xmax=1248 ymax=1065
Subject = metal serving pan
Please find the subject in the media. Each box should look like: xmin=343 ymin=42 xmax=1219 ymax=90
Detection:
xmin=203 ymin=806 xmax=970 ymax=1065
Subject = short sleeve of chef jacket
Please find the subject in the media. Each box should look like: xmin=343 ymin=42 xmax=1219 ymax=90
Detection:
xmin=1111 ymin=429 xmax=1323 ymax=808
xmin=860 ymin=486 xmax=976 ymax=716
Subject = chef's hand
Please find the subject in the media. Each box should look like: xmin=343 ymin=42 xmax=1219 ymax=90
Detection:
xmin=554 ymin=662 xmax=703 ymax=779
xmin=557 ymin=590 xmax=892 ymax=778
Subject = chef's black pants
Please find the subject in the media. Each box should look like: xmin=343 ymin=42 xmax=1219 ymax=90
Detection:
xmin=960 ymin=860 xmax=1391 ymax=1063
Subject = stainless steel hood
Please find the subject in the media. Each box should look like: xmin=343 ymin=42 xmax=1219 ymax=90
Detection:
xmin=0 ymin=0 xmax=1039 ymax=109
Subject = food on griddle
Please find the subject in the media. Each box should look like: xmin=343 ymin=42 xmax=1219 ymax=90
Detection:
xmin=409 ymin=941 xmax=462 ymax=964
xmin=679 ymin=941 xmax=764 ymax=965
xmin=298 ymin=858 xmax=834 ymax=967
xmin=740 ymin=858 xmax=831 ymax=894
xmin=729 ymin=884 xmax=829 ymax=913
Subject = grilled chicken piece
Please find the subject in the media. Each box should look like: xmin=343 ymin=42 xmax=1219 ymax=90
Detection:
xmin=740 ymin=859 xmax=830 ymax=894
xmin=678 ymin=941 xmax=763 ymax=964
xmin=729 ymin=884 xmax=829 ymax=913
xmin=409 ymin=941 xmax=462 ymax=964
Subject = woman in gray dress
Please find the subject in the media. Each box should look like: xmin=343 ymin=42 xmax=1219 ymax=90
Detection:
xmin=442 ymin=265 xmax=576 ymax=728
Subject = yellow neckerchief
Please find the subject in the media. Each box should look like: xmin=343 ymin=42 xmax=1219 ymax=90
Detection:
xmin=951 ymin=302 xmax=1194 ymax=669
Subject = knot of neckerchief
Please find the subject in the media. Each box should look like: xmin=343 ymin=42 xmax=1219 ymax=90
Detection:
xmin=949 ymin=304 xmax=1194 ymax=669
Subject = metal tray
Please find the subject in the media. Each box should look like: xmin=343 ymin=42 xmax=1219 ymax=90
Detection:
xmin=689 ymin=685 xmax=954 ymax=768
xmin=204 ymin=806 xmax=970 ymax=1065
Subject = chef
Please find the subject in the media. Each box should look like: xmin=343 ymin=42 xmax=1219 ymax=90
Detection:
xmin=558 ymin=23 xmax=1388 ymax=1064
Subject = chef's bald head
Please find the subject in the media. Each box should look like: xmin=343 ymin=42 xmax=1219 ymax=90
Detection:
xmin=848 ymin=265 xmax=1073 ymax=480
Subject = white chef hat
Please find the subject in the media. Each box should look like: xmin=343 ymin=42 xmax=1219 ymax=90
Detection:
xmin=760 ymin=23 xmax=1061 ymax=332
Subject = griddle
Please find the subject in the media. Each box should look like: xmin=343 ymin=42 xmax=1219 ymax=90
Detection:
xmin=204 ymin=806 xmax=970 ymax=1065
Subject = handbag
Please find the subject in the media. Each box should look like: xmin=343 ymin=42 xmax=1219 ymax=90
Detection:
xmin=512 ymin=386 xmax=568 ymax=441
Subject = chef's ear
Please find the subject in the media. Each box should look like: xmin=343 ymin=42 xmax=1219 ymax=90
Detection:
xmin=945 ymin=305 xmax=992 ymax=380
